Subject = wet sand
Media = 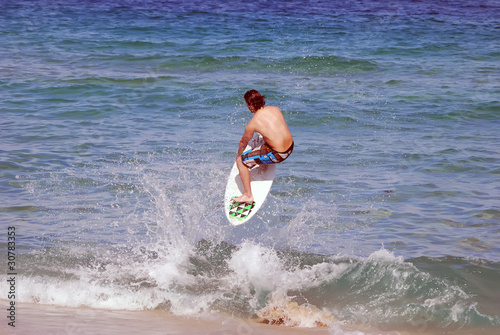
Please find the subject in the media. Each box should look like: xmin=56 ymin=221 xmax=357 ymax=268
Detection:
xmin=3 ymin=301 xmax=499 ymax=335
xmin=3 ymin=302 xmax=331 ymax=335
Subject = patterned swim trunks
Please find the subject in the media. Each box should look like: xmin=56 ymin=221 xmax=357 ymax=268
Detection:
xmin=241 ymin=141 xmax=294 ymax=169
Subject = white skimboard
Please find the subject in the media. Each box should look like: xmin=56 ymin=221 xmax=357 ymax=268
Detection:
xmin=224 ymin=134 xmax=276 ymax=225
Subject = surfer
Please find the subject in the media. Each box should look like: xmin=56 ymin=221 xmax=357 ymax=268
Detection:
xmin=233 ymin=90 xmax=294 ymax=203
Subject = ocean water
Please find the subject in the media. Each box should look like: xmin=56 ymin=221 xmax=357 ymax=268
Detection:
xmin=1 ymin=0 xmax=499 ymax=333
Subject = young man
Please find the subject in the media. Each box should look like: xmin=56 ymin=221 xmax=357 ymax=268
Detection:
xmin=233 ymin=90 xmax=294 ymax=203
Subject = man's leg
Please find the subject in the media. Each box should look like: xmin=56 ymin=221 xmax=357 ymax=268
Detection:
xmin=234 ymin=156 xmax=254 ymax=203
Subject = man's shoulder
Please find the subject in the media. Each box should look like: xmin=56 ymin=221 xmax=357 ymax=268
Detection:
xmin=251 ymin=106 xmax=281 ymax=125
xmin=259 ymin=106 xmax=281 ymax=116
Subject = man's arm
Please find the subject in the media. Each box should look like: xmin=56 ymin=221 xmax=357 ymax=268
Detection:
xmin=236 ymin=124 xmax=255 ymax=157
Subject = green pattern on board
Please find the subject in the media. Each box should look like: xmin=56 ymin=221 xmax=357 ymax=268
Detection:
xmin=229 ymin=200 xmax=256 ymax=221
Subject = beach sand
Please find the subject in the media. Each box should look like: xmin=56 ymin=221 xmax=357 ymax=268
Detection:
xmin=3 ymin=301 xmax=499 ymax=335
xmin=3 ymin=302 xmax=333 ymax=335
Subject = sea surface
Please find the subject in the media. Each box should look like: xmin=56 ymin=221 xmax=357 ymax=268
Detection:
xmin=1 ymin=0 xmax=499 ymax=333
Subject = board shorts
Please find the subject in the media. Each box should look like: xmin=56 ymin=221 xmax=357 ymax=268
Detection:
xmin=241 ymin=141 xmax=294 ymax=169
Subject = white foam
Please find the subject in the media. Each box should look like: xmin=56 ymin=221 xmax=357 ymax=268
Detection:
xmin=227 ymin=241 xmax=350 ymax=298
xmin=1 ymin=242 xmax=490 ymax=332
xmin=367 ymin=247 xmax=404 ymax=263
xmin=227 ymin=241 xmax=284 ymax=293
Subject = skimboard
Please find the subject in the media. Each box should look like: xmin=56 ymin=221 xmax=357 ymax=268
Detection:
xmin=224 ymin=134 xmax=276 ymax=225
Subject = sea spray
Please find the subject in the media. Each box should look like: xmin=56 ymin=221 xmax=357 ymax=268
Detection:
xmin=5 ymin=146 xmax=498 ymax=329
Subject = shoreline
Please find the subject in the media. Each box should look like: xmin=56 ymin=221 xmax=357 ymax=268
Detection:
xmin=2 ymin=301 xmax=499 ymax=335
xmin=2 ymin=302 xmax=331 ymax=335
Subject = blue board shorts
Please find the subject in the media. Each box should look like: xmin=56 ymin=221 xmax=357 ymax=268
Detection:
xmin=241 ymin=141 xmax=294 ymax=169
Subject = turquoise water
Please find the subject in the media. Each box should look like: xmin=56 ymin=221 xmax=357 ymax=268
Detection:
xmin=1 ymin=0 xmax=499 ymax=333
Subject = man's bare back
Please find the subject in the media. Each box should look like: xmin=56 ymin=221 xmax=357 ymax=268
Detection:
xmin=246 ymin=106 xmax=293 ymax=153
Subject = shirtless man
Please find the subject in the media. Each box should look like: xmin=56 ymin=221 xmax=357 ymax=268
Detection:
xmin=233 ymin=90 xmax=294 ymax=203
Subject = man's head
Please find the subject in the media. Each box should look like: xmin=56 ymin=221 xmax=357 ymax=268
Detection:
xmin=244 ymin=90 xmax=266 ymax=113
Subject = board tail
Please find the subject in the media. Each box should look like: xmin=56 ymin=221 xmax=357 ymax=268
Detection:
xmin=229 ymin=201 xmax=256 ymax=221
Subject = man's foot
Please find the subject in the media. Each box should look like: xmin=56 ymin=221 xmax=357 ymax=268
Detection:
xmin=232 ymin=195 xmax=254 ymax=203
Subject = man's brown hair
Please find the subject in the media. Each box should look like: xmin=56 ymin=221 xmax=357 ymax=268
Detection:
xmin=244 ymin=90 xmax=266 ymax=111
